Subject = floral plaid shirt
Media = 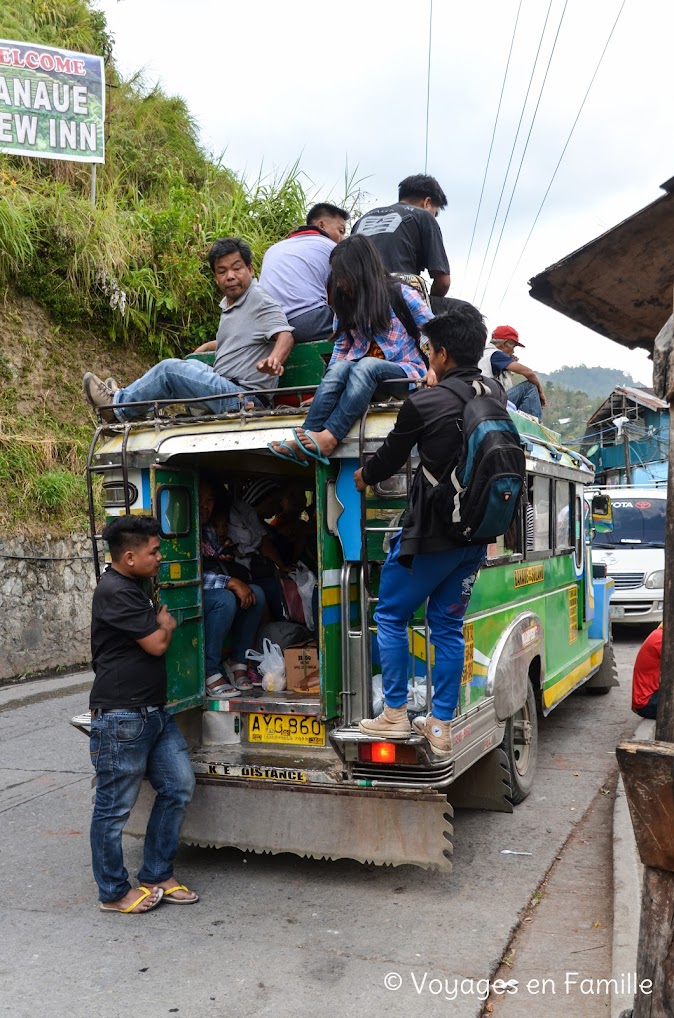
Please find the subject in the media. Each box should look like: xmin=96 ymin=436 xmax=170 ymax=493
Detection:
xmin=329 ymin=284 xmax=432 ymax=381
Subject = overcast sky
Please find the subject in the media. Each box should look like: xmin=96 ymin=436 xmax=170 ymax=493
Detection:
xmin=96 ymin=0 xmax=674 ymax=384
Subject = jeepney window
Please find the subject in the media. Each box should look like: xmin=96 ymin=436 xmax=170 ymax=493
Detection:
xmin=574 ymin=490 xmax=584 ymax=569
xmin=531 ymin=475 xmax=552 ymax=553
xmin=487 ymin=497 xmax=523 ymax=561
xmin=554 ymin=480 xmax=573 ymax=551
xmin=157 ymin=485 xmax=191 ymax=538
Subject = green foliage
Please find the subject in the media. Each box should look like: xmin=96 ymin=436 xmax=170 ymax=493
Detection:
xmin=0 ymin=0 xmax=361 ymax=533
xmin=540 ymin=365 xmax=648 ymax=402
xmin=542 ymin=382 xmax=603 ymax=445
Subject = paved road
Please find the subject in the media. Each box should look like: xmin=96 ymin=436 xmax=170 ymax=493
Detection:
xmin=0 ymin=632 xmax=642 ymax=1018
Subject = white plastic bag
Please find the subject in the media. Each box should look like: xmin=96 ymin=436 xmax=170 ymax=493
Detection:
xmin=245 ymin=638 xmax=286 ymax=691
xmin=288 ymin=563 xmax=317 ymax=631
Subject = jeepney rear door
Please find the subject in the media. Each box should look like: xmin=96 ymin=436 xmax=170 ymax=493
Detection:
xmin=151 ymin=466 xmax=204 ymax=711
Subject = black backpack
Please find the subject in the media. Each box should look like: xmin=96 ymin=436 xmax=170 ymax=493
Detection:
xmin=422 ymin=377 xmax=525 ymax=543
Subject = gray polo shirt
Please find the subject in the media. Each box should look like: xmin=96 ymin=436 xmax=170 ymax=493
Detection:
xmin=214 ymin=279 xmax=293 ymax=391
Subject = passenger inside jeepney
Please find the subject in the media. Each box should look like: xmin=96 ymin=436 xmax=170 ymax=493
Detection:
xmin=267 ymin=234 xmax=433 ymax=467
xmin=200 ymin=473 xmax=293 ymax=698
xmin=269 ymin=481 xmax=318 ymax=574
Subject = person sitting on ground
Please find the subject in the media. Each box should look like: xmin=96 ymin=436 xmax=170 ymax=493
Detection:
xmin=200 ymin=476 xmax=267 ymax=697
xmin=478 ymin=325 xmax=547 ymax=421
xmin=259 ymin=203 xmax=349 ymax=343
xmin=355 ymin=303 xmax=500 ymax=756
xmin=632 ymin=625 xmax=662 ymax=720
xmin=351 ymin=173 xmax=451 ymax=296
xmin=83 ymin=238 xmax=294 ymax=423
xmin=268 ymin=234 xmax=432 ymax=466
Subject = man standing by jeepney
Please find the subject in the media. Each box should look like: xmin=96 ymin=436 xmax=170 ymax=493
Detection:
xmin=89 ymin=515 xmax=198 ymax=913
xmin=355 ymin=301 xmax=499 ymax=756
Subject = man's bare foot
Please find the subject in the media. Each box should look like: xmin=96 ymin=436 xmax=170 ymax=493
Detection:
xmin=100 ymin=885 xmax=163 ymax=913
xmin=156 ymin=878 xmax=199 ymax=903
xmin=294 ymin=428 xmax=338 ymax=458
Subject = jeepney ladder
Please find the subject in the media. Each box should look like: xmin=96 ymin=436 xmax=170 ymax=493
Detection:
xmin=86 ymin=421 xmax=134 ymax=580
xmin=354 ymin=406 xmax=432 ymax=719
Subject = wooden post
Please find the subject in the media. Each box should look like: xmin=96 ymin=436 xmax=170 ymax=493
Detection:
xmin=621 ymin=285 xmax=674 ymax=1018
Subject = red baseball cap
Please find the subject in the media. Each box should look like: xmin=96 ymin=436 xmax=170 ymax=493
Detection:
xmin=492 ymin=325 xmax=525 ymax=347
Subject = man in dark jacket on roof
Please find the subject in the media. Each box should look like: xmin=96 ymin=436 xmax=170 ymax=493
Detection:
xmin=355 ymin=301 xmax=504 ymax=756
xmin=351 ymin=174 xmax=451 ymax=296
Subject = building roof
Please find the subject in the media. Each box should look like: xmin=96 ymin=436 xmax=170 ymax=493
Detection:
xmin=528 ymin=177 xmax=674 ymax=353
xmin=586 ymin=385 xmax=668 ymax=427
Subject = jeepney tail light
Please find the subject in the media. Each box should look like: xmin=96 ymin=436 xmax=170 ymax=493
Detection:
xmin=358 ymin=742 xmax=417 ymax=765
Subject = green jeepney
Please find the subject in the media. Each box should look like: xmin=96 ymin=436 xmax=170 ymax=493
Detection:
xmin=82 ymin=343 xmax=615 ymax=871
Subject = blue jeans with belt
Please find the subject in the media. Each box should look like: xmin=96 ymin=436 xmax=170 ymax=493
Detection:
xmin=303 ymin=358 xmax=408 ymax=442
xmin=89 ymin=707 xmax=196 ymax=903
xmin=374 ymin=532 xmax=486 ymax=720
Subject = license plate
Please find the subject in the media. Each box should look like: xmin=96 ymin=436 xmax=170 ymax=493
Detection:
xmin=248 ymin=714 xmax=325 ymax=746
xmin=609 ymin=605 xmax=625 ymax=619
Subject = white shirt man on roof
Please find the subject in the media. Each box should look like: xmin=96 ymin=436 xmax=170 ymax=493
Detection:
xmin=478 ymin=325 xmax=547 ymax=421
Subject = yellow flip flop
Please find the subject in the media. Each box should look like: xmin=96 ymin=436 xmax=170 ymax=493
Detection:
xmin=162 ymin=884 xmax=200 ymax=904
xmin=100 ymin=886 xmax=164 ymax=914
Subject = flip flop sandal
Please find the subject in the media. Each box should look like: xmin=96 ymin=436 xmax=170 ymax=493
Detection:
xmin=291 ymin=428 xmax=330 ymax=465
xmin=100 ymin=886 xmax=164 ymax=914
xmin=267 ymin=439 xmax=309 ymax=468
xmin=162 ymin=884 xmax=200 ymax=904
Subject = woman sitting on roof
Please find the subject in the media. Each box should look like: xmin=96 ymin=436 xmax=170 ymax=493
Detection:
xmin=268 ymin=234 xmax=432 ymax=466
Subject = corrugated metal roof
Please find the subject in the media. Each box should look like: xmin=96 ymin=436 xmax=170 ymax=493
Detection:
xmin=586 ymin=385 xmax=668 ymax=426
xmin=529 ymin=179 xmax=674 ymax=353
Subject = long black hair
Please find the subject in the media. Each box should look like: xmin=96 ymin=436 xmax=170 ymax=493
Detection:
xmin=329 ymin=234 xmax=399 ymax=342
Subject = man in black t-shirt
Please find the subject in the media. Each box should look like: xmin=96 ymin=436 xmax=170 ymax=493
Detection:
xmin=352 ymin=174 xmax=451 ymax=296
xmin=89 ymin=515 xmax=197 ymax=914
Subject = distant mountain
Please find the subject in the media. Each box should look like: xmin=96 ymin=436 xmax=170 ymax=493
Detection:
xmin=538 ymin=365 xmax=649 ymax=401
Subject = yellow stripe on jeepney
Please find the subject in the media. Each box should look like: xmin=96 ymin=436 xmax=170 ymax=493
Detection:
xmin=543 ymin=648 xmax=604 ymax=709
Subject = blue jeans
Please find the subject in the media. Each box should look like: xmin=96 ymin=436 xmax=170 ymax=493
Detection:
xmin=113 ymin=358 xmax=257 ymax=421
xmin=89 ymin=708 xmax=196 ymax=903
xmin=303 ymin=358 xmax=408 ymax=442
xmin=635 ymin=691 xmax=658 ymax=720
xmin=203 ymin=584 xmax=266 ymax=674
xmin=374 ymin=532 xmax=486 ymax=720
xmin=508 ymin=381 xmax=542 ymax=420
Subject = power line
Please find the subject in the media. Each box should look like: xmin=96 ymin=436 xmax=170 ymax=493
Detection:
xmin=497 ymin=0 xmax=627 ymax=309
xmin=424 ymin=0 xmax=433 ymax=173
xmin=477 ymin=0 xmax=570 ymax=309
xmin=462 ymin=0 xmax=523 ymax=285
xmin=470 ymin=0 xmax=555 ymax=305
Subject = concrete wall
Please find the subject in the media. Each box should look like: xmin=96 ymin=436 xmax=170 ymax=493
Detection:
xmin=0 ymin=534 xmax=95 ymax=681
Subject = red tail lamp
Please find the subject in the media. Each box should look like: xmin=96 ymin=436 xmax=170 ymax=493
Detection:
xmin=358 ymin=741 xmax=417 ymax=765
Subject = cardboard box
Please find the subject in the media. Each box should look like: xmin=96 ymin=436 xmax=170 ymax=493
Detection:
xmin=284 ymin=646 xmax=319 ymax=693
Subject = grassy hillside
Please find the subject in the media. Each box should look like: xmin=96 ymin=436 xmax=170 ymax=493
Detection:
xmin=0 ymin=0 xmax=357 ymax=534
xmin=0 ymin=289 xmax=156 ymax=533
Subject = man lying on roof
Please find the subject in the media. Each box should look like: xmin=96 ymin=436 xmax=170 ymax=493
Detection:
xmin=83 ymin=238 xmax=294 ymax=423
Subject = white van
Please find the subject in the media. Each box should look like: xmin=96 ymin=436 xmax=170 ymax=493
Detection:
xmin=591 ymin=485 xmax=666 ymax=625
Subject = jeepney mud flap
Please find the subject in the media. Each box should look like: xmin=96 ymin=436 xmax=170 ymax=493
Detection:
xmin=445 ymin=746 xmax=514 ymax=813
xmin=126 ymin=779 xmax=454 ymax=871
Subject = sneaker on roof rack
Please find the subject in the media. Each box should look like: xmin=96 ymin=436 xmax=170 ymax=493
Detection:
xmin=83 ymin=372 xmax=116 ymax=423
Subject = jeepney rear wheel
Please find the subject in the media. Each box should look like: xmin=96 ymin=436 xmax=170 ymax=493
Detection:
xmin=503 ymin=679 xmax=538 ymax=805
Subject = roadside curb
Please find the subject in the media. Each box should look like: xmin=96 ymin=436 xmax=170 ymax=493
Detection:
xmin=611 ymin=718 xmax=655 ymax=1018
xmin=0 ymin=670 xmax=94 ymax=711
